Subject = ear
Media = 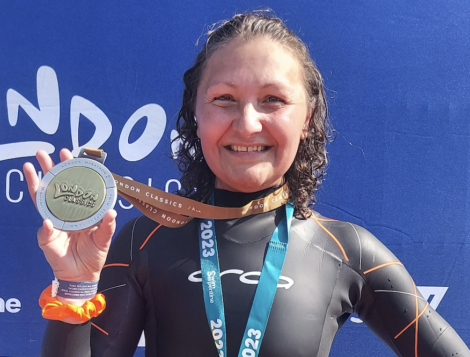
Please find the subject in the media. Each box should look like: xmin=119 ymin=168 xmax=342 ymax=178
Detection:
xmin=301 ymin=110 xmax=312 ymax=140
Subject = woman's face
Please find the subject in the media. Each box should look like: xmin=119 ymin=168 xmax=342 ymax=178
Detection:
xmin=195 ymin=37 xmax=311 ymax=193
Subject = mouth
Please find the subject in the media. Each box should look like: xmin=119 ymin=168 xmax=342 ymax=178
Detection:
xmin=227 ymin=145 xmax=270 ymax=152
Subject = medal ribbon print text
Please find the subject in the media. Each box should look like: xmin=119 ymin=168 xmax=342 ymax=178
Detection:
xmin=112 ymin=173 xmax=289 ymax=228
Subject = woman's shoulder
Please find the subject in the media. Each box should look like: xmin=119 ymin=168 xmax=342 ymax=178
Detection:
xmin=292 ymin=211 xmax=400 ymax=274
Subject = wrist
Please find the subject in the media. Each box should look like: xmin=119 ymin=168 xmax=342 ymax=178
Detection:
xmin=52 ymin=278 xmax=98 ymax=301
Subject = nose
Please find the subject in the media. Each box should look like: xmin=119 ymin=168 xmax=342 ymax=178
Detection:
xmin=232 ymin=102 xmax=263 ymax=136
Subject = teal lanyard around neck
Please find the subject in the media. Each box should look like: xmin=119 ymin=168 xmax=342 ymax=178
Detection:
xmin=198 ymin=198 xmax=294 ymax=357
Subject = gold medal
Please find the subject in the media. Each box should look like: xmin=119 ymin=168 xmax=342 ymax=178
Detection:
xmin=36 ymin=149 xmax=117 ymax=231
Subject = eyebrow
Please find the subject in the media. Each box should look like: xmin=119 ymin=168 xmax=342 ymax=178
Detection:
xmin=261 ymin=82 xmax=291 ymax=91
xmin=205 ymin=82 xmax=236 ymax=91
xmin=206 ymin=81 xmax=291 ymax=91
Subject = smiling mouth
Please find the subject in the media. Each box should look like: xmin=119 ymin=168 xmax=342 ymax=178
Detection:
xmin=227 ymin=145 xmax=270 ymax=152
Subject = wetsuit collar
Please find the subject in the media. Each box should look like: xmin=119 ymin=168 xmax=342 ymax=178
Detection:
xmin=213 ymin=186 xmax=284 ymax=208
xmin=214 ymin=186 xmax=286 ymax=244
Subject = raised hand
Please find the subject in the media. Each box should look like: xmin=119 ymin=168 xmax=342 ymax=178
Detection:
xmin=23 ymin=149 xmax=117 ymax=304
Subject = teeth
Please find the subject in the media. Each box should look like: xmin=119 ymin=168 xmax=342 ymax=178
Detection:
xmin=230 ymin=145 xmax=266 ymax=152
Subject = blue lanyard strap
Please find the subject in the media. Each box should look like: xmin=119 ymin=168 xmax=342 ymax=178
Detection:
xmin=199 ymin=201 xmax=294 ymax=357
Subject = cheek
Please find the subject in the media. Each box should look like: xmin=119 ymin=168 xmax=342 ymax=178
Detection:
xmin=198 ymin=122 xmax=219 ymax=145
xmin=273 ymin=130 xmax=302 ymax=168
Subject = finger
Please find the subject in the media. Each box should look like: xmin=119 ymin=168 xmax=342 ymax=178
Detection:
xmin=59 ymin=148 xmax=74 ymax=162
xmin=92 ymin=209 xmax=117 ymax=250
xmin=23 ymin=162 xmax=40 ymax=207
xmin=36 ymin=150 xmax=55 ymax=175
xmin=37 ymin=219 xmax=57 ymax=248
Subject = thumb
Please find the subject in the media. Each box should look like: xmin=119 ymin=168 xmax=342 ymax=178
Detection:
xmin=93 ymin=209 xmax=117 ymax=250
xmin=37 ymin=219 xmax=58 ymax=247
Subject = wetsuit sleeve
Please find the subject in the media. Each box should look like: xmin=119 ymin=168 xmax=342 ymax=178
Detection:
xmin=40 ymin=217 xmax=147 ymax=357
xmin=353 ymin=225 xmax=470 ymax=356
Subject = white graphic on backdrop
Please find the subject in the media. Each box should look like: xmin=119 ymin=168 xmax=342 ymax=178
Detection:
xmin=416 ymin=286 xmax=448 ymax=310
xmin=1 ymin=66 xmax=167 ymax=162
xmin=119 ymin=104 xmax=166 ymax=162
xmin=0 ymin=297 xmax=21 ymax=313
xmin=70 ymin=95 xmax=112 ymax=157
xmin=170 ymin=130 xmax=180 ymax=158
xmin=6 ymin=169 xmax=24 ymax=203
xmin=7 ymin=66 xmax=59 ymax=135
xmin=3 ymin=66 xmax=59 ymax=160
xmin=170 ymin=129 xmax=196 ymax=159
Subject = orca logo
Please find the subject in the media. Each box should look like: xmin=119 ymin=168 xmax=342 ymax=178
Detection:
xmin=350 ymin=286 xmax=448 ymax=324
xmin=188 ymin=269 xmax=294 ymax=290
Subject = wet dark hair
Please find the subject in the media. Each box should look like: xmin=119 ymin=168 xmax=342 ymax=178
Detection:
xmin=173 ymin=10 xmax=331 ymax=218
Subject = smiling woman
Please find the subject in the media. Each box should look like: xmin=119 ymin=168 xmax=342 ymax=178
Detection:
xmin=24 ymin=10 xmax=469 ymax=357
xmin=175 ymin=12 xmax=329 ymax=219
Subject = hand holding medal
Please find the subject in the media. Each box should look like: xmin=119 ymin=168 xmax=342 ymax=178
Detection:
xmin=23 ymin=149 xmax=117 ymax=307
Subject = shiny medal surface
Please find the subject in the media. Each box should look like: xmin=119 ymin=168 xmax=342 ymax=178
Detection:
xmin=36 ymin=149 xmax=117 ymax=231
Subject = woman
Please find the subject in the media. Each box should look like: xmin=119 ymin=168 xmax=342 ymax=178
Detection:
xmin=23 ymin=12 xmax=469 ymax=357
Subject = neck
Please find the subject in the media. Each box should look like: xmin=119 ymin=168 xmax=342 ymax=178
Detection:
xmin=214 ymin=186 xmax=287 ymax=244
xmin=214 ymin=177 xmax=285 ymax=195
xmin=213 ymin=186 xmax=283 ymax=208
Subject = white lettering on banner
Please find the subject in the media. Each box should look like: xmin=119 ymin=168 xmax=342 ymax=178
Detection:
xmin=119 ymin=104 xmax=166 ymax=162
xmin=5 ymin=169 xmax=43 ymax=204
xmin=0 ymin=298 xmax=21 ymax=313
xmin=188 ymin=269 xmax=295 ymax=290
xmin=1 ymin=66 xmax=167 ymax=162
xmin=170 ymin=130 xmax=180 ymax=158
xmin=7 ymin=66 xmax=59 ymax=135
xmin=2 ymin=66 xmax=59 ymax=160
xmin=350 ymin=286 xmax=449 ymax=324
xmin=171 ymin=129 xmax=195 ymax=158
xmin=165 ymin=179 xmax=181 ymax=193
xmin=6 ymin=169 xmax=23 ymax=203
xmin=70 ymin=96 xmax=112 ymax=157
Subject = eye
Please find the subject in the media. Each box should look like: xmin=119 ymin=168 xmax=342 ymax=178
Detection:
xmin=213 ymin=95 xmax=234 ymax=102
xmin=264 ymin=96 xmax=285 ymax=103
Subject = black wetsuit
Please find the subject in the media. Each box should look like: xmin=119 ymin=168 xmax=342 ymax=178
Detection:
xmin=41 ymin=188 xmax=470 ymax=357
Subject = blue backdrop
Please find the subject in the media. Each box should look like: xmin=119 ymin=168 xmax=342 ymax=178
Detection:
xmin=1 ymin=1 xmax=469 ymax=356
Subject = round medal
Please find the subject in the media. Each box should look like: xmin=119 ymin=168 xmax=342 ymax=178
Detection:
xmin=36 ymin=156 xmax=117 ymax=231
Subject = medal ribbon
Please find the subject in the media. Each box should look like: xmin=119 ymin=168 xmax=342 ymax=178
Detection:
xmin=112 ymin=173 xmax=289 ymax=228
xmin=199 ymin=198 xmax=294 ymax=357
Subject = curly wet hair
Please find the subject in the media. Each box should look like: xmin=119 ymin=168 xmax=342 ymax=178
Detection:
xmin=173 ymin=11 xmax=331 ymax=218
